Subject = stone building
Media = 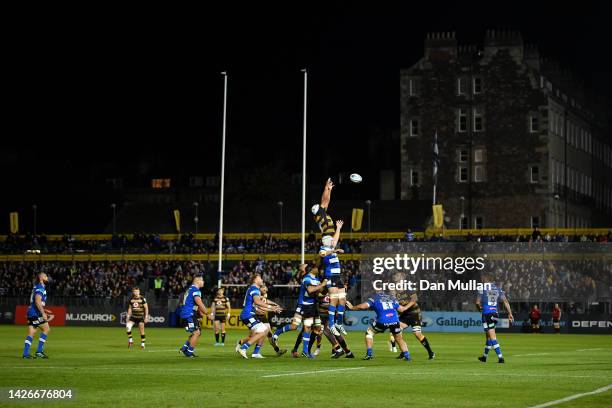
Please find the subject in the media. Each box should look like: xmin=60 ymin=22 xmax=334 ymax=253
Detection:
xmin=400 ymin=30 xmax=612 ymax=228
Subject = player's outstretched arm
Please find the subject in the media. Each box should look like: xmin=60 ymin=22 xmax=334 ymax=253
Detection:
xmin=346 ymin=300 xmax=369 ymax=311
xmin=320 ymin=178 xmax=334 ymax=208
xmin=253 ymin=295 xmax=282 ymax=313
xmin=332 ymin=220 xmax=343 ymax=247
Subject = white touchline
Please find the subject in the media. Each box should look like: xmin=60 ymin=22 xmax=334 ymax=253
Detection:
xmin=261 ymin=367 xmax=365 ymax=378
xmin=576 ymin=348 xmax=604 ymax=352
xmin=527 ymin=384 xmax=612 ymax=408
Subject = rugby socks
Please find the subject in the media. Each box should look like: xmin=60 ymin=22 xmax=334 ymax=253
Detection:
xmin=390 ymin=340 xmax=397 ymax=348
xmin=316 ymin=333 xmax=322 ymax=350
xmin=292 ymin=332 xmax=303 ymax=353
xmin=420 ymin=337 xmax=433 ymax=354
xmin=240 ymin=342 xmax=251 ymax=351
xmin=337 ymin=337 xmax=350 ymax=353
xmin=302 ymin=334 xmax=310 ymax=354
xmin=274 ymin=324 xmax=292 ymax=338
xmin=221 ymin=332 xmax=226 ymax=344
xmin=490 ymin=339 xmax=503 ymax=358
xmin=127 ymin=330 xmax=133 ymax=343
xmin=366 ymin=347 xmax=373 ymax=357
xmin=483 ymin=340 xmax=492 ymax=359
xmin=140 ymin=334 xmax=145 ymax=347
xmin=181 ymin=340 xmax=190 ymax=351
xmin=186 ymin=347 xmax=195 ymax=356
xmin=23 ymin=335 xmax=33 ymax=356
xmin=215 ymin=333 xmax=220 ymax=343
xmin=253 ymin=344 xmax=262 ymax=355
xmin=402 ymin=351 xmax=411 ymax=360
xmin=336 ymin=305 xmax=345 ymax=325
xmin=37 ymin=333 xmax=48 ymax=353
xmin=328 ymin=305 xmax=336 ymax=327
xmin=267 ymin=332 xmax=280 ymax=352
xmin=308 ymin=335 xmax=316 ymax=353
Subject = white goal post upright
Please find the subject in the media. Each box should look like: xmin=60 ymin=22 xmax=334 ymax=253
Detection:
xmin=218 ymin=72 xmax=228 ymax=289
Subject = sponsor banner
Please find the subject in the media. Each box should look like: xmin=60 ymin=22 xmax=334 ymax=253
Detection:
xmin=63 ymin=307 xmax=168 ymax=327
xmin=344 ymin=311 xmax=484 ymax=332
xmin=14 ymin=305 xmax=66 ymax=326
xmin=498 ymin=313 xmax=612 ymax=334
xmin=1 ymin=306 xmax=15 ymax=324
xmin=193 ymin=309 xmax=294 ymax=330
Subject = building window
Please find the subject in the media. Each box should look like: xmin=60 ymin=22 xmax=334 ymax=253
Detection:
xmin=151 ymin=178 xmax=171 ymax=189
xmin=473 ymin=108 xmax=484 ymax=132
xmin=473 ymin=77 xmax=483 ymax=94
xmin=530 ymin=166 xmax=539 ymax=183
xmin=206 ymin=176 xmax=220 ymax=187
xmin=531 ymin=216 xmax=540 ymax=228
xmin=530 ymin=115 xmax=539 ymax=133
xmin=458 ymin=148 xmax=468 ymax=163
xmin=473 ymin=165 xmax=485 ymax=182
xmin=460 ymin=216 xmax=468 ymax=230
xmin=106 ymin=178 xmax=123 ymax=190
xmin=457 ymin=77 xmax=467 ymax=95
xmin=458 ymin=166 xmax=468 ymax=182
xmin=410 ymin=170 xmax=419 ymax=186
xmin=409 ymin=78 xmax=421 ymax=96
xmin=474 ymin=216 xmax=484 ymax=229
xmin=189 ymin=176 xmax=203 ymax=187
xmin=457 ymin=109 xmax=468 ymax=133
xmin=410 ymin=119 xmax=419 ymax=137
xmin=474 ymin=149 xmax=484 ymax=163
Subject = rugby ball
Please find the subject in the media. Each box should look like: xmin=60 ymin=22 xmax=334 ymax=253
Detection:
xmin=349 ymin=173 xmax=362 ymax=183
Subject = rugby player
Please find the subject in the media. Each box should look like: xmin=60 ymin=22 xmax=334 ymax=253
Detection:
xmin=272 ymin=264 xmax=327 ymax=358
xmin=475 ymin=275 xmax=514 ymax=363
xmin=311 ymin=179 xmax=348 ymax=336
xmin=22 ymin=272 xmax=51 ymax=359
xmin=126 ymin=287 xmax=149 ymax=349
xmin=211 ymin=287 xmax=231 ymax=346
xmin=237 ymin=274 xmax=282 ymax=359
xmin=178 ymin=276 xmax=210 ymax=358
xmin=389 ymin=293 xmax=435 ymax=359
xmin=347 ymin=294 xmax=412 ymax=361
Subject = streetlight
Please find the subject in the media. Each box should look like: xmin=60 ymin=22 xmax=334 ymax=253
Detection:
xmin=32 ymin=204 xmax=37 ymax=235
xmin=365 ymin=200 xmax=372 ymax=234
xmin=193 ymin=202 xmax=199 ymax=235
xmin=459 ymin=196 xmax=465 ymax=230
xmin=110 ymin=203 xmax=117 ymax=235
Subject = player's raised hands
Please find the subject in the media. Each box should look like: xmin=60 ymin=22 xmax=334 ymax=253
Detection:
xmin=346 ymin=301 xmax=354 ymax=310
xmin=336 ymin=220 xmax=344 ymax=229
xmin=325 ymin=178 xmax=334 ymax=190
xmin=335 ymin=248 xmax=345 ymax=254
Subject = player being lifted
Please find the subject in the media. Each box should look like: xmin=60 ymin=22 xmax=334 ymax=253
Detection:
xmin=237 ymin=274 xmax=282 ymax=359
xmin=311 ymin=179 xmax=348 ymax=336
xmin=347 ymin=293 xmax=412 ymax=361
xmin=178 ymin=276 xmax=210 ymax=358
xmin=475 ymin=274 xmax=514 ymax=363
xmin=22 ymin=272 xmax=51 ymax=359
xmin=211 ymin=287 xmax=231 ymax=346
xmin=238 ymin=285 xmax=287 ymax=356
xmin=272 ymin=264 xmax=327 ymax=358
xmin=389 ymin=293 xmax=435 ymax=359
xmin=126 ymin=287 xmax=149 ymax=349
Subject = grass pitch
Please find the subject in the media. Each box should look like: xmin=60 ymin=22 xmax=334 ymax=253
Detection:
xmin=0 ymin=326 xmax=611 ymax=407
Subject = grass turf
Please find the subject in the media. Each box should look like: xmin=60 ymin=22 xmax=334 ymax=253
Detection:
xmin=0 ymin=326 xmax=611 ymax=407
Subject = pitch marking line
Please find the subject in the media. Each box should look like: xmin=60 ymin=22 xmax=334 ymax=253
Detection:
xmin=261 ymin=367 xmax=365 ymax=378
xmin=527 ymin=384 xmax=612 ymax=408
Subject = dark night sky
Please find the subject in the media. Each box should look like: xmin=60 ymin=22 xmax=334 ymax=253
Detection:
xmin=3 ymin=3 xmax=612 ymax=232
